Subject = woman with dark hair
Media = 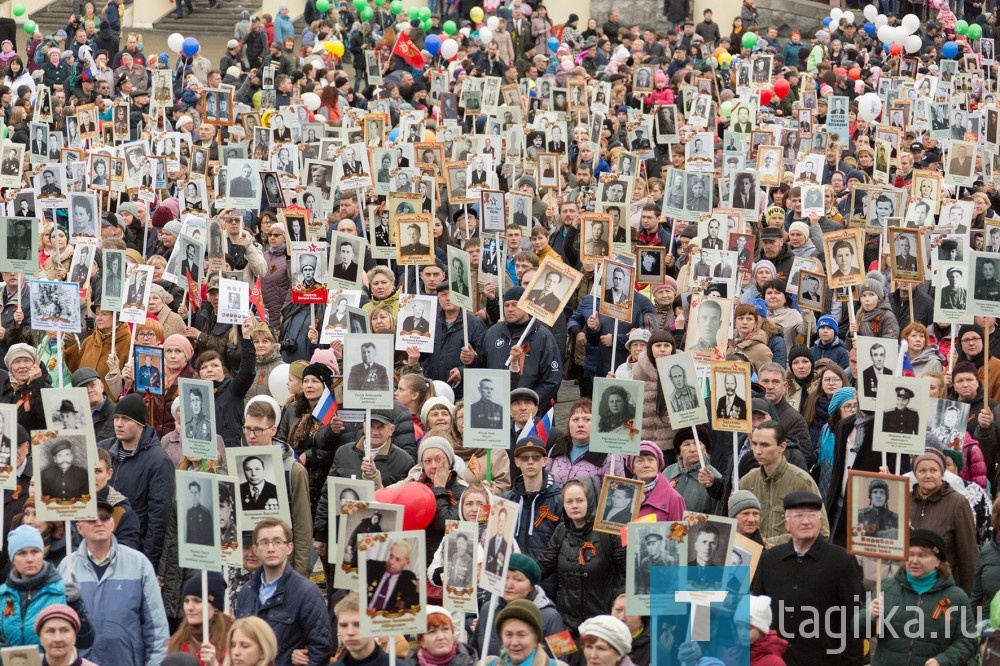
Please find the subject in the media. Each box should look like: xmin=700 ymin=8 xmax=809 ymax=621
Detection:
xmin=546 ymin=399 xmax=625 ymax=493
xmin=597 ymin=385 xmax=635 ymax=432
xmin=953 ymin=323 xmax=1000 ymax=403
xmin=4 ymin=57 xmax=34 ymax=99
xmin=286 ymin=362 xmax=340 ymax=513
xmin=630 ymin=330 xmax=678 ymax=465
xmin=193 ymin=316 xmax=256 ymax=448
xmin=785 ymin=344 xmax=816 ymax=412
xmin=802 ymin=363 xmax=849 ymax=451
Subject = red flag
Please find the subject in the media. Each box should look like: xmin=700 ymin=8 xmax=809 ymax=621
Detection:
xmin=249 ymin=277 xmax=268 ymax=323
xmin=393 ymin=33 xmax=426 ymax=69
xmin=185 ymin=270 xmax=202 ymax=309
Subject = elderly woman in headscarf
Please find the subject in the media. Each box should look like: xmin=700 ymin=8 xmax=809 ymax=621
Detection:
xmin=449 ymin=399 xmax=512 ymax=495
xmin=739 ymin=260 xmax=776 ymax=304
xmin=626 ymin=440 xmax=686 ymax=522
xmin=787 ymin=221 xmax=819 ymax=259
xmin=579 ymin=616 xmax=637 ymax=666
xmin=147 ymin=283 xmax=185 ymax=338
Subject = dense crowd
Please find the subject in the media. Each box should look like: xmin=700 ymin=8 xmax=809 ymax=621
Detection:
xmin=1 ymin=0 xmax=1000 ymax=664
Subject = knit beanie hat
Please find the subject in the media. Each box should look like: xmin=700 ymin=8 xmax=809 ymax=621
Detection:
xmin=861 ymin=270 xmax=885 ymax=296
xmin=788 ymin=221 xmax=810 ymax=238
xmin=302 ymin=362 xmax=333 ymax=387
xmin=788 ymin=345 xmax=813 ymax=368
xmin=3 ymin=343 xmax=36 ymax=369
xmin=913 ymin=447 xmax=946 ymax=472
xmin=673 ymin=425 xmax=710 ymax=452
xmin=828 ymin=387 xmax=856 ymax=415
xmin=845 ymin=169 xmax=867 ymax=184
xmin=627 ymin=440 xmax=665 ymax=473
xmin=762 ymin=207 xmax=785 ymax=224
xmin=8 ymin=524 xmax=43 ymax=556
xmin=34 ymin=604 xmax=80 ymax=635
xmin=507 ymin=552 xmax=542 ymax=586
xmin=496 ymin=599 xmax=544 ymax=641
xmin=418 ymin=435 xmax=455 ymax=468
xmin=579 ymin=615 xmax=633 ymax=656
xmin=751 ymin=260 xmax=777 ymax=279
xmin=942 ymin=447 xmax=964 ymax=472
xmin=952 ymin=360 xmax=979 ymax=379
xmin=163 ymin=333 xmax=194 ymax=360
xmin=727 ymin=490 xmax=761 ymax=518
xmin=162 ymin=219 xmax=182 ymax=238
xmin=749 ymin=595 xmax=773 ymax=633
xmin=148 ymin=283 xmax=173 ymax=305
xmin=151 ymin=197 xmax=181 ymax=228
xmin=423 ymin=605 xmax=455 ymax=633
xmin=816 ymin=314 xmax=839 ymax=334
xmin=114 ymin=393 xmax=148 ymax=425
xmin=182 ymin=571 xmax=226 ymax=611
xmin=420 ymin=397 xmax=455 ymax=424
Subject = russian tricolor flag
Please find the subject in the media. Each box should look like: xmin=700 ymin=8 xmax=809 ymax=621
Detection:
xmin=896 ymin=341 xmax=917 ymax=378
xmin=312 ymin=387 xmax=337 ymax=425
xmin=518 ymin=407 xmax=555 ymax=444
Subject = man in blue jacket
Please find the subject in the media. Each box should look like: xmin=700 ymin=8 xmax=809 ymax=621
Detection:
xmin=236 ymin=518 xmax=332 ymax=665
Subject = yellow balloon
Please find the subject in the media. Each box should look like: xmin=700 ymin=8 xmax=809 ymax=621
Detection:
xmin=718 ymin=52 xmax=732 ymax=65
xmin=331 ymin=41 xmax=345 ymax=57
xmin=323 ymin=41 xmax=336 ymax=54
xmin=470 ymin=6 xmax=483 ymax=22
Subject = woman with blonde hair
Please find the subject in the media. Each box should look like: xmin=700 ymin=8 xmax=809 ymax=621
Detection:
xmin=728 ymin=303 xmax=774 ymax=372
xmin=224 ymin=617 xmax=278 ymax=666
xmin=40 ymin=226 xmax=73 ymax=281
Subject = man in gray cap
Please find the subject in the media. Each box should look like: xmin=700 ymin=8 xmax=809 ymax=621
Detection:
xmin=73 ymin=368 xmax=115 ymax=441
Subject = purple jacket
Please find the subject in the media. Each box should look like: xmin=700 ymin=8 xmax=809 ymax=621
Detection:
xmin=637 ymin=473 xmax=687 ymax=522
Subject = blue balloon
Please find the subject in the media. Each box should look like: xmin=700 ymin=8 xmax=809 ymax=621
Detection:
xmin=547 ymin=36 xmax=559 ymax=51
xmin=864 ymin=21 xmax=876 ymax=35
xmin=822 ymin=16 xmax=832 ymax=27
xmin=942 ymin=41 xmax=959 ymax=58
xmin=388 ymin=127 xmax=400 ymax=142
xmin=181 ymin=36 xmax=199 ymax=57
xmin=425 ymin=33 xmax=441 ymax=55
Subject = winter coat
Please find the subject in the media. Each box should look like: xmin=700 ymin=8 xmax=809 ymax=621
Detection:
xmin=910 ymin=483 xmax=979 ymax=593
xmin=387 ymin=470 xmax=465 ymax=564
xmin=740 ymin=457 xmax=829 ymax=544
xmin=545 ymin=435 xmax=625 ymax=499
xmin=422 ymin=311 xmax=488 ymax=403
xmin=750 ymin=631 xmax=788 ymax=665
xmin=235 ymin=564 xmax=332 ymax=666
xmin=273 ymin=13 xmax=295 ymax=44
xmin=767 ymin=306 xmax=804 ymax=350
xmin=362 ymin=287 xmax=401 ymax=319
xmin=61 ymin=537 xmax=169 ymax=666
xmin=631 ymin=353 xmax=677 ymax=452
xmin=262 ymin=245 xmax=291 ymax=325
xmin=665 ymin=460 xmax=724 ymax=515
xmin=535 ymin=511 xmax=626 ymax=633
xmin=405 ymin=642 xmax=479 ymax=666
xmin=909 ymin=346 xmax=944 ymax=377
xmin=730 ymin=329 xmax=773 ymax=372
xmin=148 ymin=365 xmax=197 ymax=440
xmin=244 ymin=347 xmax=283 ymax=405
xmin=973 ymin=537 xmax=1000 ymax=615
xmin=494 ymin=27 xmax=515 ymax=65
xmin=0 ymin=561 xmax=94 ymax=648
xmin=210 ymin=338 xmax=256 ymax=447
xmin=474 ymin=587 xmax=565 ymax=657
xmin=858 ymin=298 xmax=900 ymax=340
xmin=811 ymin=336 xmax=850 ymax=372
xmin=531 ymin=16 xmax=554 ymax=54
xmin=957 ymin=431 xmax=988 ymax=491
xmin=333 ymin=438 xmax=413 ymax=487
xmin=98 ymin=426 xmax=175 ymax=569
xmin=155 ymin=307 xmax=186 ymax=340
xmin=454 ymin=446 xmax=511 ymax=495
xmin=503 ymin=472 xmax=564 ymax=558
xmin=637 ymin=473 xmax=687 ymax=522
xmin=470 ymin=317 xmax=562 ymax=412
xmin=859 ymin=568 xmax=976 ymax=666
xmin=63 ymin=323 xmax=132 ymax=400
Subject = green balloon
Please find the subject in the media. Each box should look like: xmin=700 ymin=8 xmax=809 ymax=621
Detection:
xmin=421 ymin=18 xmax=432 ymax=31
xmin=316 ymin=0 xmax=330 ymax=11
xmin=955 ymin=19 xmax=969 ymax=35
xmin=12 ymin=3 xmax=24 ymax=16
xmin=969 ymin=23 xmax=983 ymax=39
xmin=741 ymin=31 xmax=757 ymax=48
xmin=1 ymin=126 xmax=7 ymax=138
xmin=390 ymin=0 xmax=403 ymax=14
xmin=22 ymin=20 xmax=35 ymax=34
xmin=407 ymin=6 xmax=419 ymax=19
xmin=442 ymin=19 xmax=456 ymax=34
xmin=360 ymin=6 xmax=374 ymax=20
xmin=373 ymin=0 xmax=385 ymax=6
xmin=353 ymin=0 xmax=365 ymax=9
xmin=418 ymin=6 xmax=430 ymax=19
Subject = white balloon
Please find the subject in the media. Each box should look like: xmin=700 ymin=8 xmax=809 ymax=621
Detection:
xmin=167 ymin=33 xmax=185 ymax=54
xmin=486 ymin=15 xmax=499 ymax=30
xmin=905 ymin=34 xmax=922 ymax=53
xmin=830 ymin=7 xmax=843 ymax=22
xmin=478 ymin=26 xmax=493 ymax=44
xmin=875 ymin=14 xmax=888 ymax=27
xmin=876 ymin=24 xmax=893 ymax=43
xmin=266 ymin=364 xmax=292 ymax=404
xmin=843 ymin=10 xmax=855 ymax=23
xmin=894 ymin=26 xmax=910 ymax=44
xmin=302 ymin=91 xmax=321 ymax=111
xmin=441 ymin=37 xmax=459 ymax=59
xmin=459 ymin=26 xmax=472 ymax=37
xmin=857 ymin=92 xmax=882 ymax=122
xmin=901 ymin=13 xmax=921 ymax=34
xmin=863 ymin=4 xmax=878 ymax=21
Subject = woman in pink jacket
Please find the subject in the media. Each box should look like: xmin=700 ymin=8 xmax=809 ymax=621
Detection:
xmin=626 ymin=440 xmax=686 ymax=522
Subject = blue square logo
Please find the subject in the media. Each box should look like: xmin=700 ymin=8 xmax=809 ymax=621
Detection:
xmin=650 ymin=566 xmax=751 ymax=666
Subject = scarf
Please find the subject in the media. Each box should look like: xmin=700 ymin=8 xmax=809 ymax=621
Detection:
xmin=508 ymin=648 xmax=538 ymax=666
xmin=906 ymin=569 xmax=938 ymax=595
xmin=790 ymin=239 xmax=817 ymax=258
xmin=417 ymin=644 xmax=458 ymax=666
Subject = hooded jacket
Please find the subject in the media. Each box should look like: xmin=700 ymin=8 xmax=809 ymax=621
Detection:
xmin=503 ymin=471 xmax=563 ymax=558
xmin=63 ymin=323 xmax=133 ymax=401
xmin=858 ymin=294 xmax=900 ymax=340
xmin=910 ymin=482 xmax=979 ymax=593
xmin=750 ymin=630 xmax=789 ymax=665
xmin=0 ymin=561 xmax=94 ymax=648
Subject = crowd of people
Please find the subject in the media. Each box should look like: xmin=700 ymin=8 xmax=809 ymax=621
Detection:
xmin=0 ymin=0 xmax=999 ymax=664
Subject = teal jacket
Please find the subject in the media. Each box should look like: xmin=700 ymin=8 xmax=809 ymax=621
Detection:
xmin=0 ymin=561 xmax=93 ymax=648
xmin=858 ymin=568 xmax=977 ymax=666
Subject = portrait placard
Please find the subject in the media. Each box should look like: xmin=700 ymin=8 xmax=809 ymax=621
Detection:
xmin=320 ymin=290 xmax=364 ymax=344
xmin=591 ymin=377 xmax=643 ymax=454
xmin=217 ymin=278 xmax=250 ymax=325
xmin=479 ymin=496 xmax=519 ymax=596
xmin=678 ymin=513 xmax=737 ymax=590
xmin=0 ymin=217 xmax=39 ymax=274
xmin=637 ymin=246 xmax=666 ymax=285
xmin=518 ymin=257 xmax=583 ymax=327
xmin=134 ymin=344 xmax=164 ymax=396
xmin=684 ymin=295 xmax=731 ymax=362
xmin=395 ymin=213 xmax=435 ymax=266
xmin=290 ymin=244 xmax=328 ymax=305
xmin=41 ymin=388 xmax=89 ymax=431
xmin=594 ymin=475 xmax=643 ymax=535
xmin=888 ymin=227 xmax=924 ymax=283
xmin=442 ymin=521 xmax=479 ymax=614
xmin=463 ymin=369 xmax=511 ymax=449
xmin=625 ymin=521 xmax=685 ymax=615
xmin=31 ymin=429 xmax=97 ymax=521
xmin=395 ymin=294 xmax=437 ymax=353
xmin=731 ymin=533 xmax=764 ymax=581
xmin=326 ymin=477 xmax=376 ymax=562
xmin=333 ymin=500 xmax=401 ymax=580
xmin=328 ymin=231 xmax=365 ymax=291
xmin=873 ymin=376 xmax=928 ymax=456
xmin=446 ymin=245 xmax=474 ymax=312
xmin=359 ymin=531 xmax=427 ymax=637
xmin=178 ymin=377 xmax=218 ymax=460
xmin=598 ymin=260 xmax=634 ymax=323
xmin=175 ymin=470 xmax=221 ymax=569
xmin=226 ymin=446 xmax=292 ymax=530
xmin=0 ymin=143 xmax=24 ymax=189
xmin=0 ymin=405 xmax=17 ymax=489
xmin=709 ymin=361 xmax=752 ymax=433
xmin=225 ymin=159 xmax=261 ymax=210
xmin=217 ymin=475 xmax=242 ymax=567
xmin=0 ymin=646 xmax=41 ymax=666
xmin=656 ymin=353 xmax=708 ymax=429
xmin=970 ymin=250 xmax=1000 ymax=316
xmin=342 ymin=334 xmax=394 ymax=409
xmin=846 ymin=471 xmax=909 ymax=561
xmin=927 ymin=398 xmax=970 ymax=450
xmin=120 ymin=265 xmax=153 ymax=325
xmin=857 ymin=336 xmax=898 ymax=412
xmin=100 ymin=248 xmax=126 ymax=311
xmin=933 ymin=260 xmax=972 ymax=325
xmin=580 ymin=213 xmax=612 ymax=264
xmin=823 ymin=227 xmax=866 ymax=288
xmin=66 ymin=241 xmax=96 ymax=290
xmin=29 ymin=279 xmax=81 ymax=333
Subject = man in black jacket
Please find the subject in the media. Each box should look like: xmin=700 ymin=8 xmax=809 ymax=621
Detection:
xmin=244 ymin=17 xmax=269 ymax=70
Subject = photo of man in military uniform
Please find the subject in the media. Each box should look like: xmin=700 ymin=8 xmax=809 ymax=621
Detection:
xmin=185 ymin=387 xmax=213 ymax=440
xmin=856 ymin=478 xmax=899 ymax=539
xmin=470 ymin=378 xmax=503 ymax=429
xmin=882 ymin=387 xmax=920 ymax=435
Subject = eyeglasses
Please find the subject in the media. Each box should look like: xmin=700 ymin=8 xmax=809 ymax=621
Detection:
xmin=243 ymin=426 xmax=272 ymax=436
xmin=961 ymin=336 xmax=982 ymax=344
xmin=841 ymin=401 xmax=859 ymax=411
xmin=255 ymin=539 xmax=288 ymax=549
xmin=785 ymin=510 xmax=821 ymax=521
xmin=821 ymin=376 xmax=843 ymax=383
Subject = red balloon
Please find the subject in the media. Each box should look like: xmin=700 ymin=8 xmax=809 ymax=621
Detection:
xmin=773 ymin=78 xmax=789 ymax=99
xmin=759 ymin=89 xmax=772 ymax=106
xmin=889 ymin=43 xmax=903 ymax=56
xmin=833 ymin=66 xmax=847 ymax=77
xmin=847 ymin=68 xmax=861 ymax=80
xmin=374 ymin=486 xmax=399 ymax=504
xmin=396 ymin=482 xmax=437 ymax=530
